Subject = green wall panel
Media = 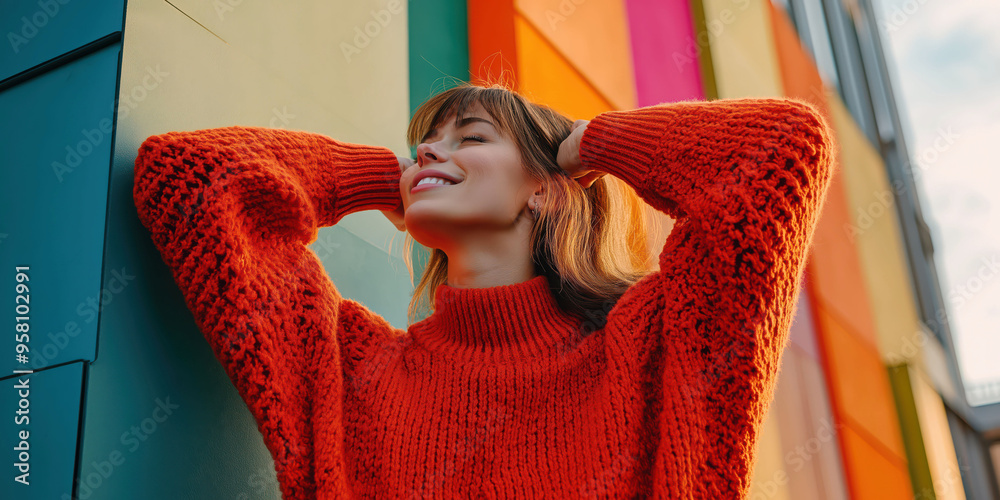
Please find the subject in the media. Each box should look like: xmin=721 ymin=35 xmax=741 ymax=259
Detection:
xmin=406 ymin=0 xmax=469 ymax=119
xmin=0 ymin=0 xmax=123 ymax=81
xmin=404 ymin=0 xmax=471 ymax=316
xmin=888 ymin=364 xmax=937 ymax=499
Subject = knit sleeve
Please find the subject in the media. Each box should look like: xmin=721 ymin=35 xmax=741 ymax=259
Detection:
xmin=132 ymin=125 xmax=403 ymax=498
xmin=579 ymin=98 xmax=835 ymax=489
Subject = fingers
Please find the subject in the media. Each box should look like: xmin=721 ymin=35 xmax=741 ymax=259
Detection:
xmin=397 ymin=156 xmax=415 ymax=173
xmin=576 ymin=171 xmax=607 ymax=188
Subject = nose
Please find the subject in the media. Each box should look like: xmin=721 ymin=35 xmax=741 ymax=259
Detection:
xmin=416 ymin=141 xmax=446 ymax=167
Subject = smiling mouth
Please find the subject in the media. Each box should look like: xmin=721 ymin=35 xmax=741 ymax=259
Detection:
xmin=411 ymin=177 xmax=460 ymax=192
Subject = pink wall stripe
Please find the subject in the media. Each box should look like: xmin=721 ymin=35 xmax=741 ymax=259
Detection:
xmin=625 ymin=0 xmax=705 ymax=105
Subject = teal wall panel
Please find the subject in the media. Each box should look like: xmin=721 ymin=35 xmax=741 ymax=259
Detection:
xmin=1 ymin=361 xmax=85 ymax=500
xmin=0 ymin=0 xmax=123 ymax=81
xmin=407 ymin=0 xmax=469 ymax=119
xmin=405 ymin=0 xmax=471 ymax=317
xmin=311 ymin=226 xmax=413 ymax=329
xmin=0 ymin=43 xmax=121 ymax=374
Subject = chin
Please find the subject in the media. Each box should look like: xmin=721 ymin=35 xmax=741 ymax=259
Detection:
xmin=403 ymin=210 xmax=453 ymax=249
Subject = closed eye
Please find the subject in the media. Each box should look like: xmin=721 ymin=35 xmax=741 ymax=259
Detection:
xmin=462 ymin=134 xmax=486 ymax=143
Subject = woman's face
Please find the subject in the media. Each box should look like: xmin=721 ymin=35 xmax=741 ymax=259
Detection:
xmin=400 ymin=103 xmax=541 ymax=249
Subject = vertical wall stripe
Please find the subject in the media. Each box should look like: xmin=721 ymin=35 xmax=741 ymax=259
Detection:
xmin=687 ymin=0 xmax=720 ymax=100
xmin=888 ymin=364 xmax=939 ymax=497
xmin=911 ymin=368 xmax=968 ymax=500
xmin=699 ymin=0 xmax=784 ymax=98
xmin=407 ymin=0 xmax=470 ymax=117
xmin=407 ymin=0 xmax=471 ymax=315
xmin=467 ymin=0 xmax=519 ymax=87
xmin=624 ymin=0 xmax=705 ymax=104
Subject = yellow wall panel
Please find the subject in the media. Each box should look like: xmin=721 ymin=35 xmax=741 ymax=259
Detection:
xmin=750 ymin=399 xmax=791 ymax=500
xmin=911 ymin=368 xmax=967 ymax=500
xmin=164 ymin=0 xmax=410 ymax=151
xmin=828 ymin=97 xmax=925 ymax=366
xmin=515 ymin=0 xmax=636 ymax=110
xmin=701 ymin=0 xmax=784 ymax=97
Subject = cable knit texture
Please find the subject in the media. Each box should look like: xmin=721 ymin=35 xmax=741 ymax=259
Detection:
xmin=132 ymin=97 xmax=835 ymax=499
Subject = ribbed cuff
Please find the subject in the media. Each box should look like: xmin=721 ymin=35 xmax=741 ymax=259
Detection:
xmin=579 ymin=105 xmax=677 ymax=193
xmin=324 ymin=143 xmax=403 ymax=225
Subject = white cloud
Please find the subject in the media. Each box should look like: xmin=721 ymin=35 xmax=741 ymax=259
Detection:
xmin=875 ymin=0 xmax=1000 ymax=384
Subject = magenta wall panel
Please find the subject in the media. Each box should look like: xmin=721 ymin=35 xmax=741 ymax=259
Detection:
xmin=624 ymin=0 xmax=705 ymax=105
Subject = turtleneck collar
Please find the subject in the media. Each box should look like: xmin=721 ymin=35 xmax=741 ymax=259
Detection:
xmin=408 ymin=274 xmax=585 ymax=362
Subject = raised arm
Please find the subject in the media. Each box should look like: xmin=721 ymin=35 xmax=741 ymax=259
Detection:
xmin=579 ymin=98 xmax=835 ymax=493
xmin=580 ymin=97 xmax=834 ymax=338
xmin=132 ymin=126 xmax=403 ymax=498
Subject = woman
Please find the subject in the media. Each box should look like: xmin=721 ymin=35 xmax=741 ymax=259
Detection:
xmin=133 ymin=83 xmax=834 ymax=499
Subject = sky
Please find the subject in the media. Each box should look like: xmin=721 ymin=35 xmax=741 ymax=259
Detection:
xmin=872 ymin=0 xmax=1000 ymax=391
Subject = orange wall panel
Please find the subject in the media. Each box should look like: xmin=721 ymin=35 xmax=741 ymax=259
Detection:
xmin=768 ymin=4 xmax=830 ymax=111
xmin=840 ymin=425 xmax=915 ymax=499
xmin=513 ymin=15 xmax=614 ymax=119
xmin=814 ymin=303 xmax=908 ymax=462
xmin=468 ymin=0 xmax=519 ymax=86
xmin=514 ymin=0 xmax=636 ymax=110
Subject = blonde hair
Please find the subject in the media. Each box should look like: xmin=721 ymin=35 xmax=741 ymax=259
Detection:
xmin=402 ymin=82 xmax=659 ymax=334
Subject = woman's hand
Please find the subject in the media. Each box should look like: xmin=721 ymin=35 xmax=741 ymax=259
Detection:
xmin=380 ymin=156 xmax=412 ymax=232
xmin=557 ymin=119 xmax=607 ymax=188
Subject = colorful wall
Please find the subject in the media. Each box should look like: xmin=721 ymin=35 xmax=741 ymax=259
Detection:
xmin=0 ymin=0 xmax=979 ymax=497
xmin=458 ymin=1 xmax=972 ymax=496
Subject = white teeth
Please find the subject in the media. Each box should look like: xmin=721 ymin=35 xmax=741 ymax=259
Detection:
xmin=416 ymin=177 xmax=455 ymax=187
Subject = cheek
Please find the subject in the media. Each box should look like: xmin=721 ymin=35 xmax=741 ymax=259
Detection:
xmin=464 ymin=171 xmax=529 ymax=212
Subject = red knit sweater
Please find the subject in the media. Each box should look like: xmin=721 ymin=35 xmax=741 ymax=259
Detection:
xmin=132 ymin=98 xmax=834 ymax=499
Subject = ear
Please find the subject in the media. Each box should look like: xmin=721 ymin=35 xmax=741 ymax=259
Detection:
xmin=528 ymin=181 xmax=546 ymax=210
